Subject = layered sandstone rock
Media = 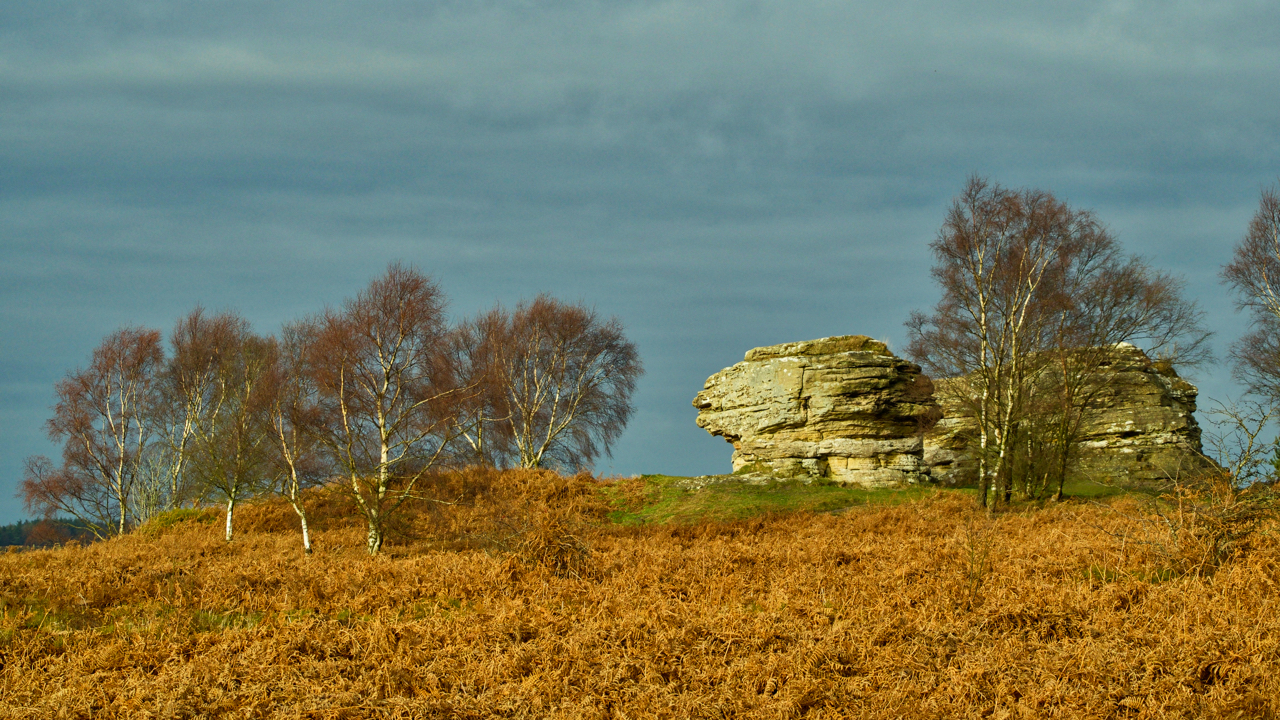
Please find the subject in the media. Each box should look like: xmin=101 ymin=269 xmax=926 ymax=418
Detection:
xmin=1074 ymin=344 xmax=1210 ymax=483
xmin=919 ymin=379 xmax=978 ymax=487
xmin=924 ymin=343 xmax=1211 ymax=486
xmin=693 ymin=336 xmax=939 ymax=487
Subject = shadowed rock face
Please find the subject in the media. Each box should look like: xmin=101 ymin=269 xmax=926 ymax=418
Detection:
xmin=924 ymin=343 xmax=1211 ymax=486
xmin=693 ymin=336 xmax=940 ymax=487
xmin=1073 ymin=344 xmax=1210 ymax=484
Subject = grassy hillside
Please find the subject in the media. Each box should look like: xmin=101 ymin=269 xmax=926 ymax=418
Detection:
xmin=1 ymin=470 xmax=1277 ymax=718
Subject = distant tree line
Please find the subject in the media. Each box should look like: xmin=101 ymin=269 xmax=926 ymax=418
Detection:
xmin=0 ymin=518 xmax=96 ymax=547
xmin=0 ymin=520 xmax=34 ymax=546
xmin=21 ymin=264 xmax=642 ymax=555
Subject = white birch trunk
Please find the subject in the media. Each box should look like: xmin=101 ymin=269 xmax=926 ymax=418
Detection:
xmin=291 ymin=500 xmax=312 ymax=554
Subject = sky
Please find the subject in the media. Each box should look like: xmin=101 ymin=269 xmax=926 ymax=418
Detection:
xmin=2 ymin=0 xmax=1278 ymax=525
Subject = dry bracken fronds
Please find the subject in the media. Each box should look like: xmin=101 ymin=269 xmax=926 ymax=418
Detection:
xmin=2 ymin=471 xmax=1280 ymax=718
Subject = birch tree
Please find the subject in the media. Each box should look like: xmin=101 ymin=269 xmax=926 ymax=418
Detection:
xmin=1223 ymin=182 xmax=1280 ymax=399
xmin=150 ymin=308 xmax=244 ymax=512
xmin=449 ymin=310 xmax=514 ymax=466
xmin=907 ymin=178 xmax=1067 ymax=508
xmin=909 ymin=177 xmax=1208 ymax=507
xmin=21 ymin=327 xmax=164 ymax=537
xmin=1031 ymin=251 xmax=1208 ymax=500
xmin=305 ymin=263 xmax=464 ymax=555
xmin=187 ymin=324 xmax=275 ymax=542
xmin=482 ymin=295 xmax=642 ymax=470
xmin=265 ymin=322 xmax=329 ymax=554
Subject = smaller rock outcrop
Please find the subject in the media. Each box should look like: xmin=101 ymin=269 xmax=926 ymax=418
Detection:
xmin=1074 ymin=344 xmax=1210 ymax=484
xmin=693 ymin=336 xmax=940 ymax=487
xmin=924 ymin=343 xmax=1212 ymax=486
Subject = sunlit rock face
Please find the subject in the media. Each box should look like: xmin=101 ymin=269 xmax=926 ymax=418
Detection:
xmin=693 ymin=336 xmax=940 ymax=487
xmin=923 ymin=343 xmax=1212 ymax=487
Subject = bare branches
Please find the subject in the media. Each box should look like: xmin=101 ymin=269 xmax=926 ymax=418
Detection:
xmin=263 ymin=321 xmax=330 ymax=554
xmin=1095 ymin=398 xmax=1280 ymax=578
xmin=909 ymin=177 xmax=1209 ymax=507
xmin=1201 ymin=397 xmax=1278 ymax=486
xmin=303 ymin=263 xmax=463 ymax=555
xmin=461 ymin=295 xmax=642 ymax=471
xmin=22 ymin=327 xmax=164 ymax=536
xmin=185 ymin=322 xmax=276 ymax=542
xmin=152 ymin=308 xmax=248 ymax=513
xmin=21 ymin=264 xmax=644 ymax=556
xmin=1223 ymin=182 xmax=1280 ymax=399
xmin=450 ymin=309 xmax=516 ymax=467
xmin=908 ymin=178 xmax=1089 ymax=507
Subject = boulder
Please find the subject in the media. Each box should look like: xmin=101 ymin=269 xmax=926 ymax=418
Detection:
xmin=693 ymin=336 xmax=940 ymax=486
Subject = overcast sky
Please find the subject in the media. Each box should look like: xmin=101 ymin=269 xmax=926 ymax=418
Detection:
xmin=2 ymin=0 xmax=1278 ymax=524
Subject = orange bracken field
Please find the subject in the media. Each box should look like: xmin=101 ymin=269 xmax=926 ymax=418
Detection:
xmin=2 ymin=469 xmax=1279 ymax=719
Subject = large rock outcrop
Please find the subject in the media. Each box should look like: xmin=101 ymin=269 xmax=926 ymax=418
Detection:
xmin=924 ymin=343 xmax=1211 ymax=486
xmin=693 ymin=336 xmax=940 ymax=486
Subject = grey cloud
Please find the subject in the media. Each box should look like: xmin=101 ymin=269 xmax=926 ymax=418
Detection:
xmin=0 ymin=0 xmax=1277 ymax=522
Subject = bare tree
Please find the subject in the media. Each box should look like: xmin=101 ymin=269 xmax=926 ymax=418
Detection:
xmin=449 ymin=311 xmax=515 ymax=467
xmin=1223 ymin=181 xmax=1280 ymax=399
xmin=907 ymin=178 xmax=1073 ymax=508
xmin=21 ymin=327 xmax=164 ymax=537
xmin=150 ymin=308 xmax=245 ymax=513
xmin=186 ymin=322 xmax=275 ymax=542
xmin=480 ymin=295 xmax=642 ymax=470
xmin=1030 ymin=251 xmax=1208 ymax=500
xmin=908 ymin=177 xmax=1208 ymax=508
xmin=304 ymin=263 xmax=465 ymax=555
xmin=264 ymin=322 xmax=330 ymax=554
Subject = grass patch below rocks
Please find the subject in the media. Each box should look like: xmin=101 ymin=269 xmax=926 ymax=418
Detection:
xmin=605 ymin=474 xmax=967 ymax=525
xmin=603 ymin=473 xmax=1152 ymax=526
